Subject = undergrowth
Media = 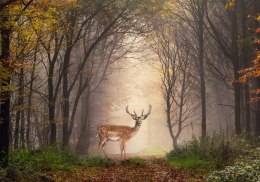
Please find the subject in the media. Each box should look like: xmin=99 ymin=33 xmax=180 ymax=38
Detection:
xmin=165 ymin=133 xmax=260 ymax=181
xmin=0 ymin=146 xmax=111 ymax=181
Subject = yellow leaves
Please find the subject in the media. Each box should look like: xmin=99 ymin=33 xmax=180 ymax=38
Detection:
xmin=0 ymin=84 xmax=16 ymax=93
xmin=8 ymin=0 xmax=74 ymax=57
xmin=257 ymin=15 xmax=260 ymax=22
xmin=224 ymin=0 xmax=235 ymax=10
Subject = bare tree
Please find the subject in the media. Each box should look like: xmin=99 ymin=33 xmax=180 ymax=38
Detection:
xmin=150 ymin=19 xmax=198 ymax=149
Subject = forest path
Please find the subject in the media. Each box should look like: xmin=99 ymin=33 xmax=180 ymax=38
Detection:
xmin=47 ymin=156 xmax=203 ymax=182
xmin=91 ymin=159 xmax=185 ymax=182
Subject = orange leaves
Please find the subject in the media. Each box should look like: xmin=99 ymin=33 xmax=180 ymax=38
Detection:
xmin=250 ymin=89 xmax=260 ymax=95
xmin=250 ymin=97 xmax=260 ymax=103
xmin=238 ymin=50 xmax=260 ymax=102
xmin=238 ymin=51 xmax=260 ymax=82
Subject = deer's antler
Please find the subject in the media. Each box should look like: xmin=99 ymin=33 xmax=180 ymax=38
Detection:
xmin=143 ymin=104 xmax=152 ymax=117
xmin=126 ymin=105 xmax=137 ymax=117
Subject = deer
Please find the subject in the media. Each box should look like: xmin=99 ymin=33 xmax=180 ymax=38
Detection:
xmin=96 ymin=105 xmax=152 ymax=159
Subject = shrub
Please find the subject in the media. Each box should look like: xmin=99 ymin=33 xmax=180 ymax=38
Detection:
xmin=165 ymin=133 xmax=257 ymax=173
xmin=0 ymin=167 xmax=7 ymax=181
xmin=207 ymin=163 xmax=260 ymax=182
xmin=5 ymin=146 xmax=79 ymax=180
xmin=207 ymin=142 xmax=260 ymax=182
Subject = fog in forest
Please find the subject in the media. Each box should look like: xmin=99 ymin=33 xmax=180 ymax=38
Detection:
xmin=75 ymin=44 xmax=235 ymax=155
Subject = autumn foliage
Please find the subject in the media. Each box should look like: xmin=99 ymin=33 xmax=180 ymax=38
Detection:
xmin=238 ymin=16 xmax=260 ymax=102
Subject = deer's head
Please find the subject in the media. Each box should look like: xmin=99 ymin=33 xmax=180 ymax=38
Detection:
xmin=126 ymin=105 xmax=152 ymax=126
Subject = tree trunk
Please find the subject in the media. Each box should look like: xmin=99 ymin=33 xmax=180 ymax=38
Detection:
xmin=172 ymin=138 xmax=179 ymax=150
xmin=14 ymin=103 xmax=20 ymax=148
xmin=47 ymin=35 xmax=64 ymax=145
xmin=76 ymin=93 xmax=90 ymax=155
xmin=253 ymin=0 xmax=260 ymax=137
xmin=20 ymin=69 xmax=25 ymax=148
xmin=165 ymin=92 xmax=177 ymax=149
xmin=48 ymin=62 xmax=56 ymax=145
xmin=256 ymin=78 xmax=260 ymax=137
xmin=234 ymin=74 xmax=241 ymax=135
xmin=198 ymin=0 xmax=207 ymax=138
xmin=14 ymin=69 xmax=25 ymax=148
xmin=76 ymin=118 xmax=90 ymax=155
xmin=0 ymin=14 xmax=11 ymax=167
xmin=62 ymin=47 xmax=72 ymax=147
xmin=239 ymin=0 xmax=251 ymax=134
xmin=26 ymin=56 xmax=36 ymax=149
xmin=231 ymin=3 xmax=241 ymax=135
xmin=244 ymin=84 xmax=251 ymax=133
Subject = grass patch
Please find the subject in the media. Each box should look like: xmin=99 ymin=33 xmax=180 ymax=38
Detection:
xmin=168 ymin=155 xmax=209 ymax=169
xmin=122 ymin=157 xmax=147 ymax=165
xmin=79 ymin=156 xmax=113 ymax=167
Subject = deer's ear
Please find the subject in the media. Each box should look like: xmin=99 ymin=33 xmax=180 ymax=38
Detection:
xmin=131 ymin=115 xmax=137 ymax=120
xmin=141 ymin=115 xmax=148 ymax=120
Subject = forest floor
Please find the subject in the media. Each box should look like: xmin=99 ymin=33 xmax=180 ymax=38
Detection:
xmin=47 ymin=157 xmax=201 ymax=182
xmin=3 ymin=138 xmax=258 ymax=181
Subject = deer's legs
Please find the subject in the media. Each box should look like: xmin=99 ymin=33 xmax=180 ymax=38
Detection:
xmin=119 ymin=139 xmax=126 ymax=159
xmin=98 ymin=137 xmax=107 ymax=157
xmin=124 ymin=144 xmax=126 ymax=159
xmin=101 ymin=141 xmax=107 ymax=157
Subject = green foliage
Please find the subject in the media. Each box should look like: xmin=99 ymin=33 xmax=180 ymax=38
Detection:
xmin=9 ymin=146 xmax=78 ymax=170
xmin=165 ymin=134 xmax=260 ymax=181
xmin=0 ymin=167 xmax=7 ymax=181
xmin=168 ymin=155 xmax=209 ymax=171
xmin=122 ymin=157 xmax=147 ymax=166
xmin=0 ymin=147 xmax=117 ymax=181
xmin=0 ymin=146 xmax=79 ymax=181
xmin=165 ymin=134 xmax=260 ymax=175
xmin=79 ymin=156 xmax=113 ymax=167
xmin=166 ymin=135 xmax=229 ymax=171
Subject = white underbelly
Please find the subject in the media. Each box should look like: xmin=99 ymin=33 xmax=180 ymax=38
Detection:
xmin=107 ymin=136 xmax=120 ymax=141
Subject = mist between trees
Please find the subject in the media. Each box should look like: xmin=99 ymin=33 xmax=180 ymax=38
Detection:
xmin=0 ymin=0 xmax=259 ymax=164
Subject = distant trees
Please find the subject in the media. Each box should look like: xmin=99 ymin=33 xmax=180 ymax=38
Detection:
xmin=150 ymin=0 xmax=209 ymax=143
xmin=205 ymin=0 xmax=260 ymax=136
xmin=148 ymin=0 xmax=260 ymax=147
xmin=179 ymin=0 xmax=207 ymax=138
